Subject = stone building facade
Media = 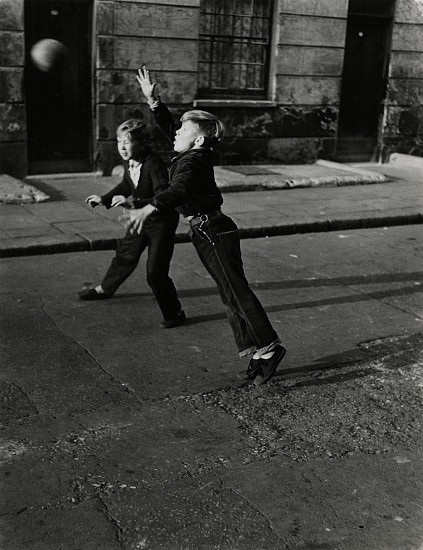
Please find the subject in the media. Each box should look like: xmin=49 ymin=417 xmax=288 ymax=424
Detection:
xmin=0 ymin=0 xmax=422 ymax=178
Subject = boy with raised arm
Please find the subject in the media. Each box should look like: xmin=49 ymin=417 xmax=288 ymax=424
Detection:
xmin=122 ymin=66 xmax=286 ymax=384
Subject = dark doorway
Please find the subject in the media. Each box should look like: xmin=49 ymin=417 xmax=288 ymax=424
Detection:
xmin=336 ymin=0 xmax=395 ymax=162
xmin=24 ymin=0 xmax=92 ymax=174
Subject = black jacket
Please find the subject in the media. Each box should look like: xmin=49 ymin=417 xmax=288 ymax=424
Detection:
xmin=101 ymin=148 xmax=177 ymax=221
xmin=149 ymin=102 xmax=223 ymax=217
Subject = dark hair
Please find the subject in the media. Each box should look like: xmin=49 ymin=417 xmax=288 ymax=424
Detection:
xmin=180 ymin=110 xmax=224 ymax=147
xmin=116 ymin=119 xmax=147 ymax=143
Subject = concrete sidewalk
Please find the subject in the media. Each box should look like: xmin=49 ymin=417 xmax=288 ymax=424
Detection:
xmin=0 ymin=156 xmax=422 ymax=258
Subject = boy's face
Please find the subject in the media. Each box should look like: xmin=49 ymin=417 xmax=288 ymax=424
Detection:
xmin=174 ymin=120 xmax=202 ymax=153
xmin=117 ymin=132 xmax=144 ymax=161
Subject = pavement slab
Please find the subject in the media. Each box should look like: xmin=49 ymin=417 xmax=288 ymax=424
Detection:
xmin=3 ymin=225 xmax=62 ymax=238
xmin=23 ymin=201 xmax=99 ymax=223
xmin=0 ymin=205 xmax=52 ymax=229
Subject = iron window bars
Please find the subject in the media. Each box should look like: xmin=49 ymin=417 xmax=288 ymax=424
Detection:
xmin=198 ymin=0 xmax=273 ymax=98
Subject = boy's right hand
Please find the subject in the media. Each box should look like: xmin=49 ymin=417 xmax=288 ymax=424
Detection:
xmin=111 ymin=195 xmax=129 ymax=208
xmin=85 ymin=195 xmax=102 ymax=208
xmin=136 ymin=65 xmax=157 ymax=101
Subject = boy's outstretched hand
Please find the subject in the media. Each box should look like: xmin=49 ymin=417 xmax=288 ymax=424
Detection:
xmin=136 ymin=65 xmax=157 ymax=101
xmin=85 ymin=194 xmax=102 ymax=208
xmin=120 ymin=204 xmax=157 ymax=234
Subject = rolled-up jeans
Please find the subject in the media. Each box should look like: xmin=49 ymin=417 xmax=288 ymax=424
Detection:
xmin=189 ymin=213 xmax=280 ymax=357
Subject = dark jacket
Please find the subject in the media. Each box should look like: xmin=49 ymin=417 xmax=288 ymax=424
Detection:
xmin=101 ymin=148 xmax=176 ymax=218
xmin=149 ymin=101 xmax=223 ymax=218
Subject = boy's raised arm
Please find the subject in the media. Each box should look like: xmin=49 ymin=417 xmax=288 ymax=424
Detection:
xmin=136 ymin=66 xmax=178 ymax=144
xmin=136 ymin=66 xmax=158 ymax=102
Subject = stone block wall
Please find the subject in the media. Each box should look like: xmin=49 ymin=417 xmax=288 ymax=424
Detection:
xmin=95 ymin=0 xmax=200 ymax=173
xmin=383 ymin=0 xmax=423 ymax=158
xmin=0 ymin=0 xmax=27 ymax=178
xmin=186 ymin=0 xmax=349 ymax=165
xmin=269 ymin=0 xmax=348 ymax=163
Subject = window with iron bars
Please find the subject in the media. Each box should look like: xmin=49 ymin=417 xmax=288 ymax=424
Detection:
xmin=198 ymin=0 xmax=273 ymax=99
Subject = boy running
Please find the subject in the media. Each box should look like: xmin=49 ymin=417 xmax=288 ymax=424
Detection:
xmin=79 ymin=118 xmax=185 ymax=329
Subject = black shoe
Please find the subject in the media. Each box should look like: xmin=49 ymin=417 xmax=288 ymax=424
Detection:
xmin=79 ymin=288 xmax=111 ymax=301
xmin=159 ymin=310 xmax=186 ymax=329
xmin=254 ymin=345 xmax=287 ymax=386
xmin=237 ymin=357 xmax=264 ymax=380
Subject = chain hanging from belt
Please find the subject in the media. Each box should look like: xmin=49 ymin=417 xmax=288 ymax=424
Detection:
xmin=196 ymin=214 xmax=214 ymax=245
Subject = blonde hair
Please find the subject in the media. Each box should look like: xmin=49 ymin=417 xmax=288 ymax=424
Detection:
xmin=116 ymin=119 xmax=147 ymax=142
xmin=181 ymin=110 xmax=224 ymax=146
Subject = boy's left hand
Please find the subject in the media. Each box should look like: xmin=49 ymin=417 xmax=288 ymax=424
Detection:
xmin=120 ymin=204 xmax=157 ymax=234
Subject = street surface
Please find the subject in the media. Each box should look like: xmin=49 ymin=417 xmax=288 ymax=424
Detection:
xmin=1 ymin=224 xmax=423 ymax=549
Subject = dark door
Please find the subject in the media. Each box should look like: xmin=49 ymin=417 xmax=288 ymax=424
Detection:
xmin=24 ymin=0 xmax=92 ymax=174
xmin=337 ymin=2 xmax=393 ymax=161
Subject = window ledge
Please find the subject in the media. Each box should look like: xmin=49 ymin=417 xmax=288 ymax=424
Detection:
xmin=193 ymin=99 xmax=277 ymax=108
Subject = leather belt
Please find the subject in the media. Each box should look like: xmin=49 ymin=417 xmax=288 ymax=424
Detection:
xmin=188 ymin=209 xmax=222 ymax=225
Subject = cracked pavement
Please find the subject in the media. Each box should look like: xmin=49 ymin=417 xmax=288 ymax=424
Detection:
xmin=1 ymin=225 xmax=423 ymax=549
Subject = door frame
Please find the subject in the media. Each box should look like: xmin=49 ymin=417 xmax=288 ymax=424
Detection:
xmin=336 ymin=11 xmax=394 ymax=162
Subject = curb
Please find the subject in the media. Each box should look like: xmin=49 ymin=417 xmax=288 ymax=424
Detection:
xmin=2 ymin=212 xmax=422 ymax=259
